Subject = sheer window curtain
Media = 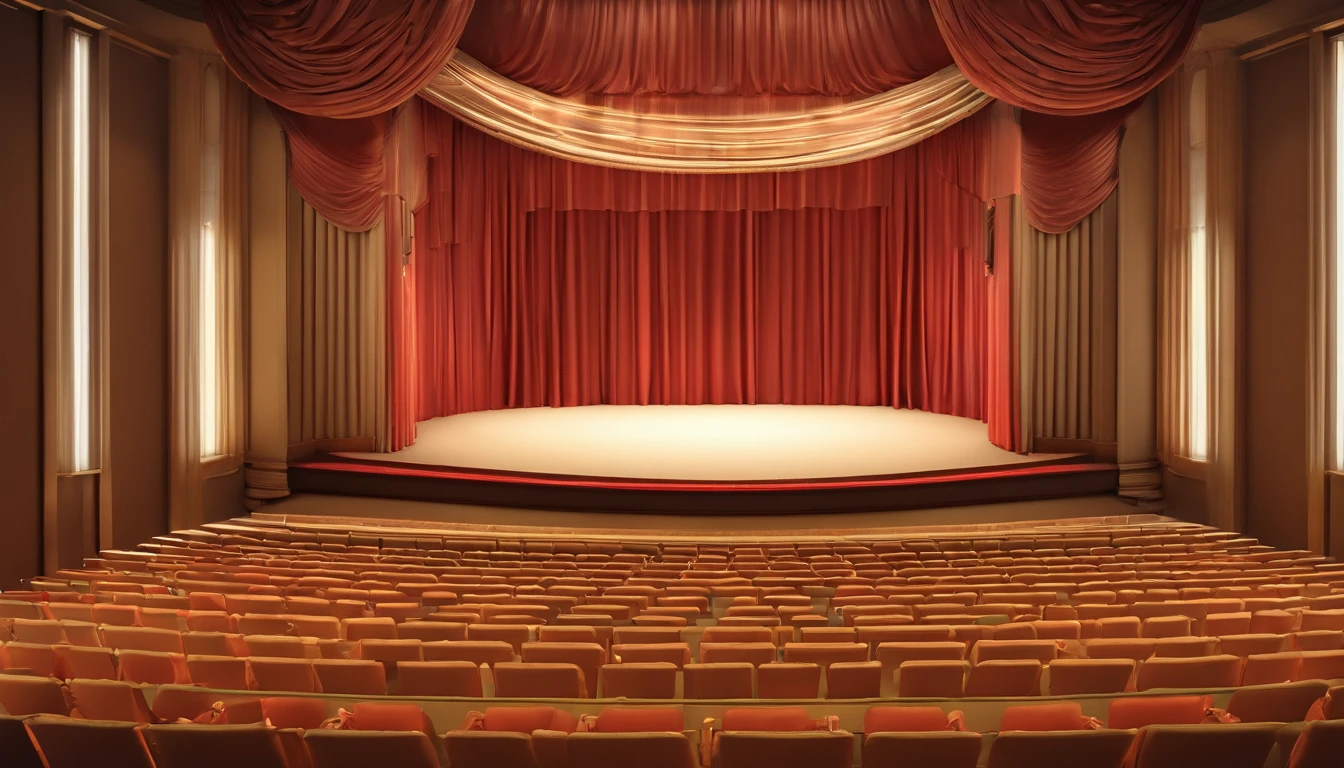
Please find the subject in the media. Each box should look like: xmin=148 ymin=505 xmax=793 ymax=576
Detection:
xmin=1157 ymin=55 xmax=1244 ymax=533
xmin=169 ymin=52 xmax=249 ymax=530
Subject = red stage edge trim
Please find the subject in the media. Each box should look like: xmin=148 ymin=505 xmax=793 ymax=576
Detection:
xmin=288 ymin=458 xmax=1117 ymax=494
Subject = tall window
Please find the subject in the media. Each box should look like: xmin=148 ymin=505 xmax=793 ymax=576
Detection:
xmin=199 ymin=64 xmax=222 ymax=458
xmin=1333 ymin=36 xmax=1344 ymax=469
xmin=69 ymin=29 xmax=96 ymax=472
xmin=1189 ymin=68 xmax=1210 ymax=461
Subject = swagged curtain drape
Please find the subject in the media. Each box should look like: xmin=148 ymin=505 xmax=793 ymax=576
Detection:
xmin=207 ymin=0 xmax=1206 ymax=236
xmin=411 ymin=108 xmax=989 ymax=421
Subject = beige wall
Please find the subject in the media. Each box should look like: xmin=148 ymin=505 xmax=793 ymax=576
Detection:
xmin=1244 ymin=42 xmax=1313 ymax=550
xmin=106 ymin=41 xmax=170 ymax=549
xmin=0 ymin=5 xmax=44 ymax=588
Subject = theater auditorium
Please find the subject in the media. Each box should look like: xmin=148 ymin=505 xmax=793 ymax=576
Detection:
xmin=3 ymin=0 xmax=1344 ymax=766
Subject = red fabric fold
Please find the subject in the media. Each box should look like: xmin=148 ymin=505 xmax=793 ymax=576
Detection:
xmin=1020 ymin=103 xmax=1139 ymax=234
xmin=930 ymin=0 xmax=1202 ymax=116
xmin=204 ymin=0 xmax=475 ymax=119
xmin=272 ymin=108 xmax=391 ymax=231
xmin=459 ymin=0 xmax=952 ymax=97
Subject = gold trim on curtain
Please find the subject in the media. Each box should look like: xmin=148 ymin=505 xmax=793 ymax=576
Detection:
xmin=420 ymin=53 xmax=992 ymax=173
xmin=286 ymin=189 xmax=387 ymax=448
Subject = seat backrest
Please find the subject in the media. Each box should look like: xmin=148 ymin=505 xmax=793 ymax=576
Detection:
xmin=304 ymin=730 xmax=439 ymax=768
xmin=965 ymin=659 xmax=1043 ymax=696
xmin=311 ymin=659 xmax=388 ymax=696
xmin=249 ymin=658 xmax=319 ymax=694
xmin=986 ymin=730 xmax=1136 ymax=768
xmin=598 ymin=662 xmax=678 ymax=699
xmin=998 ymin=702 xmax=1086 ymax=732
xmin=864 ymin=706 xmax=956 ymax=733
xmin=1135 ymin=655 xmax=1242 ymax=691
xmin=347 ymin=702 xmax=447 ymax=766
xmin=569 ymin=732 xmax=695 ymax=768
xmin=25 ymin=716 xmax=156 ymax=768
xmin=590 ymin=707 xmax=685 ymax=733
xmin=444 ymin=730 xmax=540 ymax=768
xmin=493 ymin=662 xmax=587 ymax=699
xmin=896 ymin=660 xmax=970 ymax=698
xmin=1288 ymin=719 xmax=1344 ymax=768
xmin=118 ymin=650 xmax=190 ymax=686
xmin=396 ymin=661 xmax=483 ymax=697
xmin=1228 ymin=681 xmax=1330 ymax=724
xmin=186 ymin=655 xmax=250 ymax=690
xmin=826 ymin=661 xmax=882 ymax=699
xmin=862 ymin=732 xmax=981 ymax=768
xmin=470 ymin=706 xmax=578 ymax=734
xmin=720 ymin=707 xmax=814 ymax=732
xmin=755 ymin=663 xmax=820 ymax=699
xmin=66 ymin=679 xmax=155 ymax=723
xmin=1047 ymin=658 xmax=1135 ymax=695
xmin=142 ymin=724 xmax=292 ymax=768
xmin=1130 ymin=723 xmax=1282 ymax=768
xmin=0 ymin=715 xmax=45 ymax=768
xmin=0 ymin=676 xmax=69 ymax=716
xmin=683 ymin=663 xmax=754 ymax=700
xmin=714 ymin=731 xmax=852 ymax=768
xmin=1107 ymin=695 xmax=1214 ymax=729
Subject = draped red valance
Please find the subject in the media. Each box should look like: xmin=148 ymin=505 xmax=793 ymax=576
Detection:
xmin=272 ymin=108 xmax=390 ymax=230
xmin=458 ymin=0 xmax=953 ymax=97
xmin=203 ymin=0 xmax=475 ymax=119
xmin=929 ymin=0 xmax=1202 ymax=117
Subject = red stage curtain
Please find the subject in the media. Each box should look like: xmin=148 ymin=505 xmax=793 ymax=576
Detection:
xmin=203 ymin=0 xmax=475 ymax=119
xmin=929 ymin=0 xmax=1201 ymax=116
xmin=458 ymin=0 xmax=952 ymax=97
xmin=412 ymin=111 xmax=988 ymax=422
xmin=1020 ymin=104 xmax=1139 ymax=236
xmin=272 ymin=109 xmax=390 ymax=231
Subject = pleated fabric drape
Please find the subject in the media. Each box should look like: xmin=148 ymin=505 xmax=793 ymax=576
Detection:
xmin=1205 ymin=53 xmax=1246 ymax=534
xmin=1157 ymin=71 xmax=1193 ymax=469
xmin=1021 ymin=194 xmax=1118 ymax=449
xmin=286 ymin=193 xmax=388 ymax=449
xmin=215 ymin=68 xmax=251 ymax=465
xmin=413 ymin=111 xmax=989 ymax=421
xmin=168 ymin=54 xmax=250 ymax=530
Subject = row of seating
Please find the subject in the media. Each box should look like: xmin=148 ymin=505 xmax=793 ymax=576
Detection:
xmin=6 ymin=691 xmax=1344 ymax=768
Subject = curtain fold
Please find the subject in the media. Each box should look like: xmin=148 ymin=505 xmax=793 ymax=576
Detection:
xmin=203 ymin=0 xmax=475 ymax=119
xmin=414 ymin=112 xmax=988 ymax=421
xmin=286 ymin=191 xmax=387 ymax=447
xmin=1022 ymin=194 xmax=1118 ymax=447
xmin=1156 ymin=73 xmax=1192 ymax=465
xmin=420 ymin=55 xmax=990 ymax=173
xmin=929 ymin=0 xmax=1202 ymax=117
xmin=1206 ymin=53 xmax=1245 ymax=533
xmin=216 ymin=66 xmax=250 ymax=464
xmin=1020 ymin=103 xmax=1138 ymax=234
xmin=458 ymin=0 xmax=953 ymax=97
xmin=168 ymin=53 xmax=204 ymax=529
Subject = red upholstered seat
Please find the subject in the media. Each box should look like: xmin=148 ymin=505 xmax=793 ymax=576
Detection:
xmin=864 ymin=706 xmax=961 ymax=733
xmin=998 ymin=702 xmax=1092 ymax=732
xmin=464 ymin=706 xmax=579 ymax=733
xmin=720 ymin=707 xmax=815 ymax=732
xmin=586 ymin=707 xmax=685 ymax=733
xmin=1107 ymin=695 xmax=1213 ymax=729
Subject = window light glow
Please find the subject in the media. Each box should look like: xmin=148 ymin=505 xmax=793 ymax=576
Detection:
xmin=70 ymin=30 xmax=92 ymax=472
xmin=1333 ymin=39 xmax=1344 ymax=469
xmin=1188 ymin=68 xmax=1209 ymax=462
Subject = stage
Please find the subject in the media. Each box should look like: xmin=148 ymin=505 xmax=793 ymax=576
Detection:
xmin=288 ymin=406 xmax=1119 ymax=514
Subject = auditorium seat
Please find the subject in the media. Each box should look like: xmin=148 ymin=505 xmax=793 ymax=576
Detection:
xmin=1048 ymin=658 xmax=1136 ymax=695
xmin=1228 ymin=681 xmax=1330 ymax=723
xmin=965 ymin=659 xmax=1043 ymax=696
xmin=998 ymin=702 xmax=1095 ymax=731
xmin=312 ymin=659 xmax=388 ymax=695
xmin=598 ymin=662 xmax=678 ymax=698
xmin=24 ymin=717 xmax=156 ymax=768
xmin=896 ymin=660 xmax=970 ymax=697
xmin=986 ymin=730 xmax=1136 ymax=768
xmin=684 ymin=663 xmax=754 ymax=699
xmin=825 ymin=660 xmax=881 ymax=698
xmin=1107 ymin=695 xmax=1214 ymax=729
xmin=1128 ymin=723 xmax=1283 ymax=768
xmin=66 ymin=679 xmax=155 ymax=722
xmin=756 ymin=662 xmax=820 ymax=698
xmin=142 ymin=724 xmax=297 ymax=768
xmin=493 ymin=662 xmax=587 ymax=698
xmin=1287 ymin=720 xmax=1344 ymax=768
xmin=0 ymin=676 xmax=69 ymax=716
xmin=712 ymin=731 xmax=852 ymax=768
xmin=1136 ymin=655 xmax=1243 ymax=691
xmin=568 ymin=732 xmax=697 ymax=768
xmin=862 ymin=707 xmax=980 ymax=768
xmin=397 ymin=661 xmax=484 ymax=697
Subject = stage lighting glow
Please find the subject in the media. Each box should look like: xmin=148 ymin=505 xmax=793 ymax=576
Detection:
xmin=70 ymin=30 xmax=93 ymax=472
